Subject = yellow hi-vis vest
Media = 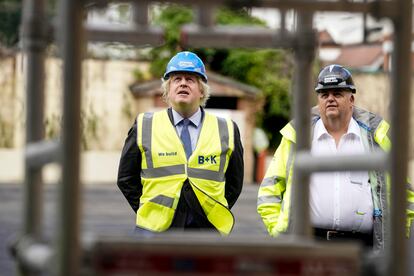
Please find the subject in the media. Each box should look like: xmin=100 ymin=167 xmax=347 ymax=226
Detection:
xmin=257 ymin=106 xmax=414 ymax=247
xmin=136 ymin=110 xmax=235 ymax=234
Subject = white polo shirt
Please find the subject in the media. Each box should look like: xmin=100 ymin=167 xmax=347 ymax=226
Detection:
xmin=310 ymin=118 xmax=373 ymax=233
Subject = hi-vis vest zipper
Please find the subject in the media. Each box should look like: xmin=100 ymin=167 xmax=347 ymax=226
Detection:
xmin=136 ymin=110 xmax=235 ymax=235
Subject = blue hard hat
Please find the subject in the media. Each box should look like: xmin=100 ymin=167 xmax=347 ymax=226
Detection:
xmin=315 ymin=64 xmax=356 ymax=93
xmin=163 ymin=51 xmax=208 ymax=83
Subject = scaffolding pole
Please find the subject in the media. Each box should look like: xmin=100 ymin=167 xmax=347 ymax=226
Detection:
xmin=289 ymin=9 xmax=315 ymax=238
xmin=388 ymin=0 xmax=412 ymax=275
xmin=87 ymin=0 xmax=398 ymax=18
xmin=55 ymin=0 xmax=84 ymax=275
xmin=20 ymin=0 xmax=48 ymax=274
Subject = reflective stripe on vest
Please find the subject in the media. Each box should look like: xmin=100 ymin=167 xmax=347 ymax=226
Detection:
xmin=139 ymin=194 xmax=175 ymax=209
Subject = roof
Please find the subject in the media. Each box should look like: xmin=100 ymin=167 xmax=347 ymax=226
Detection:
xmin=323 ymin=44 xmax=383 ymax=72
xmin=318 ymin=30 xmax=337 ymax=46
xmin=129 ymin=71 xmax=261 ymax=99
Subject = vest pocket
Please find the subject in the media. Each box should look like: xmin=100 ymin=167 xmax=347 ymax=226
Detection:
xmin=136 ymin=195 xmax=176 ymax=232
xmin=190 ymin=183 xmax=234 ymax=235
xmin=206 ymin=202 xmax=234 ymax=235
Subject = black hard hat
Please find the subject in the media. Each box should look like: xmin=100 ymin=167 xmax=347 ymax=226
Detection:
xmin=315 ymin=64 xmax=356 ymax=93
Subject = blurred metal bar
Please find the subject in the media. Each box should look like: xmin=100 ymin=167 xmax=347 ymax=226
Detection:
xmin=289 ymin=9 xmax=315 ymax=238
xmin=131 ymin=2 xmax=148 ymax=26
xmin=280 ymin=9 xmax=287 ymax=35
xmin=85 ymin=0 xmax=397 ymax=18
xmin=25 ymin=140 xmax=60 ymax=168
xmin=20 ymin=0 xmax=49 ymax=274
xmin=12 ymin=238 xmax=53 ymax=273
xmin=20 ymin=0 xmax=48 ymax=274
xmin=85 ymin=232 xmax=362 ymax=274
xmin=181 ymin=25 xmax=295 ymax=48
xmin=387 ymin=0 xmax=412 ymax=274
xmin=362 ymin=0 xmax=368 ymax=43
xmin=86 ymin=25 xmax=164 ymax=45
xmin=56 ymin=0 xmax=84 ymax=274
xmin=295 ymin=151 xmax=388 ymax=173
xmin=197 ymin=4 xmax=215 ymax=27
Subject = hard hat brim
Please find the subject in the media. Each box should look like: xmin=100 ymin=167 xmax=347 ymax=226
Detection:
xmin=163 ymin=70 xmax=208 ymax=83
xmin=315 ymin=85 xmax=356 ymax=93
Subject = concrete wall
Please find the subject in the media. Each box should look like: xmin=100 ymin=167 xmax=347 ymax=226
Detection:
xmin=1 ymin=55 xmax=413 ymax=184
xmin=3 ymin=54 xmax=145 ymax=150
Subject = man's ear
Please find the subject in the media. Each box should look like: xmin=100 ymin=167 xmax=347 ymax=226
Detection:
xmin=350 ymin=94 xmax=355 ymax=104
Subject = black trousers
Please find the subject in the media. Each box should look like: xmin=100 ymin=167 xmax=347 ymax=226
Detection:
xmin=170 ymin=181 xmax=216 ymax=231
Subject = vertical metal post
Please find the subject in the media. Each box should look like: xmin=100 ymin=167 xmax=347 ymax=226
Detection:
xmin=56 ymin=0 xmax=84 ymax=275
xmin=387 ymin=0 xmax=412 ymax=275
xmin=289 ymin=10 xmax=315 ymax=237
xmin=21 ymin=0 xmax=46 ymax=239
xmin=280 ymin=9 xmax=287 ymax=36
xmin=197 ymin=3 xmax=214 ymax=27
xmin=132 ymin=2 xmax=148 ymax=26
xmin=362 ymin=0 xmax=368 ymax=44
xmin=20 ymin=0 xmax=47 ymax=274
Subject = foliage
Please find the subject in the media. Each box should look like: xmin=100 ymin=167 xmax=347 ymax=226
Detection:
xmin=147 ymin=4 xmax=294 ymax=148
xmin=148 ymin=4 xmax=193 ymax=77
xmin=148 ymin=5 xmax=266 ymax=78
xmin=45 ymin=106 xmax=101 ymax=151
xmin=216 ymin=7 xmax=265 ymax=26
xmin=0 ymin=0 xmax=57 ymax=49
xmin=0 ymin=0 xmax=22 ymax=47
xmin=121 ymin=91 xmax=134 ymax=123
xmin=80 ymin=106 xmax=100 ymax=150
xmin=220 ymin=49 xmax=293 ymax=147
xmin=0 ymin=114 xmax=13 ymax=147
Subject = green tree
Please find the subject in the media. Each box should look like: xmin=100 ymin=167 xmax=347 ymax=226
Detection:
xmin=0 ymin=0 xmax=22 ymax=48
xmin=0 ymin=0 xmax=57 ymax=49
xmin=220 ymin=49 xmax=293 ymax=147
xmin=149 ymin=4 xmax=294 ymax=148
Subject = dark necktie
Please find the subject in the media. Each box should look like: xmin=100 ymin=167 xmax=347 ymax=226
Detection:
xmin=180 ymin=119 xmax=192 ymax=159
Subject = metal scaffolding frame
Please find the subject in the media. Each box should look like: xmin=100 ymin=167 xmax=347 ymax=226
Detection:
xmin=14 ymin=0 xmax=412 ymax=275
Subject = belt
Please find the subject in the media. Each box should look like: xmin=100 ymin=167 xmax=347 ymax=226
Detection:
xmin=313 ymin=228 xmax=373 ymax=246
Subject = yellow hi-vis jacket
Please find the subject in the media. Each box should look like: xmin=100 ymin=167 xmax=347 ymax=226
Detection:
xmin=257 ymin=106 xmax=414 ymax=251
xmin=136 ymin=110 xmax=235 ymax=235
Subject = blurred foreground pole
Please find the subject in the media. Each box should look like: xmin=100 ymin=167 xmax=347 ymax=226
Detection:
xmin=290 ymin=9 xmax=315 ymax=238
xmin=20 ymin=0 xmax=47 ymax=274
xmin=56 ymin=0 xmax=84 ymax=275
xmin=388 ymin=0 xmax=412 ymax=275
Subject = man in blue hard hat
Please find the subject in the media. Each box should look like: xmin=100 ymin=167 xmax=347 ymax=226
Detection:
xmin=117 ymin=51 xmax=244 ymax=235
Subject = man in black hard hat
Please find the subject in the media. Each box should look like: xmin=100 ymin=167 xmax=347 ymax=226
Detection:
xmin=314 ymin=64 xmax=356 ymax=137
xmin=257 ymin=64 xmax=414 ymax=251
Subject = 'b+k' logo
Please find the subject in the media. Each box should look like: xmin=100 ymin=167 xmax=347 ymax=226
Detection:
xmin=198 ymin=155 xmax=217 ymax=164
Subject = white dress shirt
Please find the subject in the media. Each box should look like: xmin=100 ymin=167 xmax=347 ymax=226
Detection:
xmin=310 ymin=118 xmax=373 ymax=233
xmin=172 ymin=108 xmax=202 ymax=152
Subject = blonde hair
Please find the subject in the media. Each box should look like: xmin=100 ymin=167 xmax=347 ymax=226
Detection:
xmin=161 ymin=75 xmax=210 ymax=107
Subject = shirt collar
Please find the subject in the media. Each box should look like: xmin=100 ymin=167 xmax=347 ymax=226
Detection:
xmin=347 ymin=117 xmax=361 ymax=137
xmin=314 ymin=117 xmax=361 ymax=141
xmin=172 ymin=107 xmax=202 ymax=127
